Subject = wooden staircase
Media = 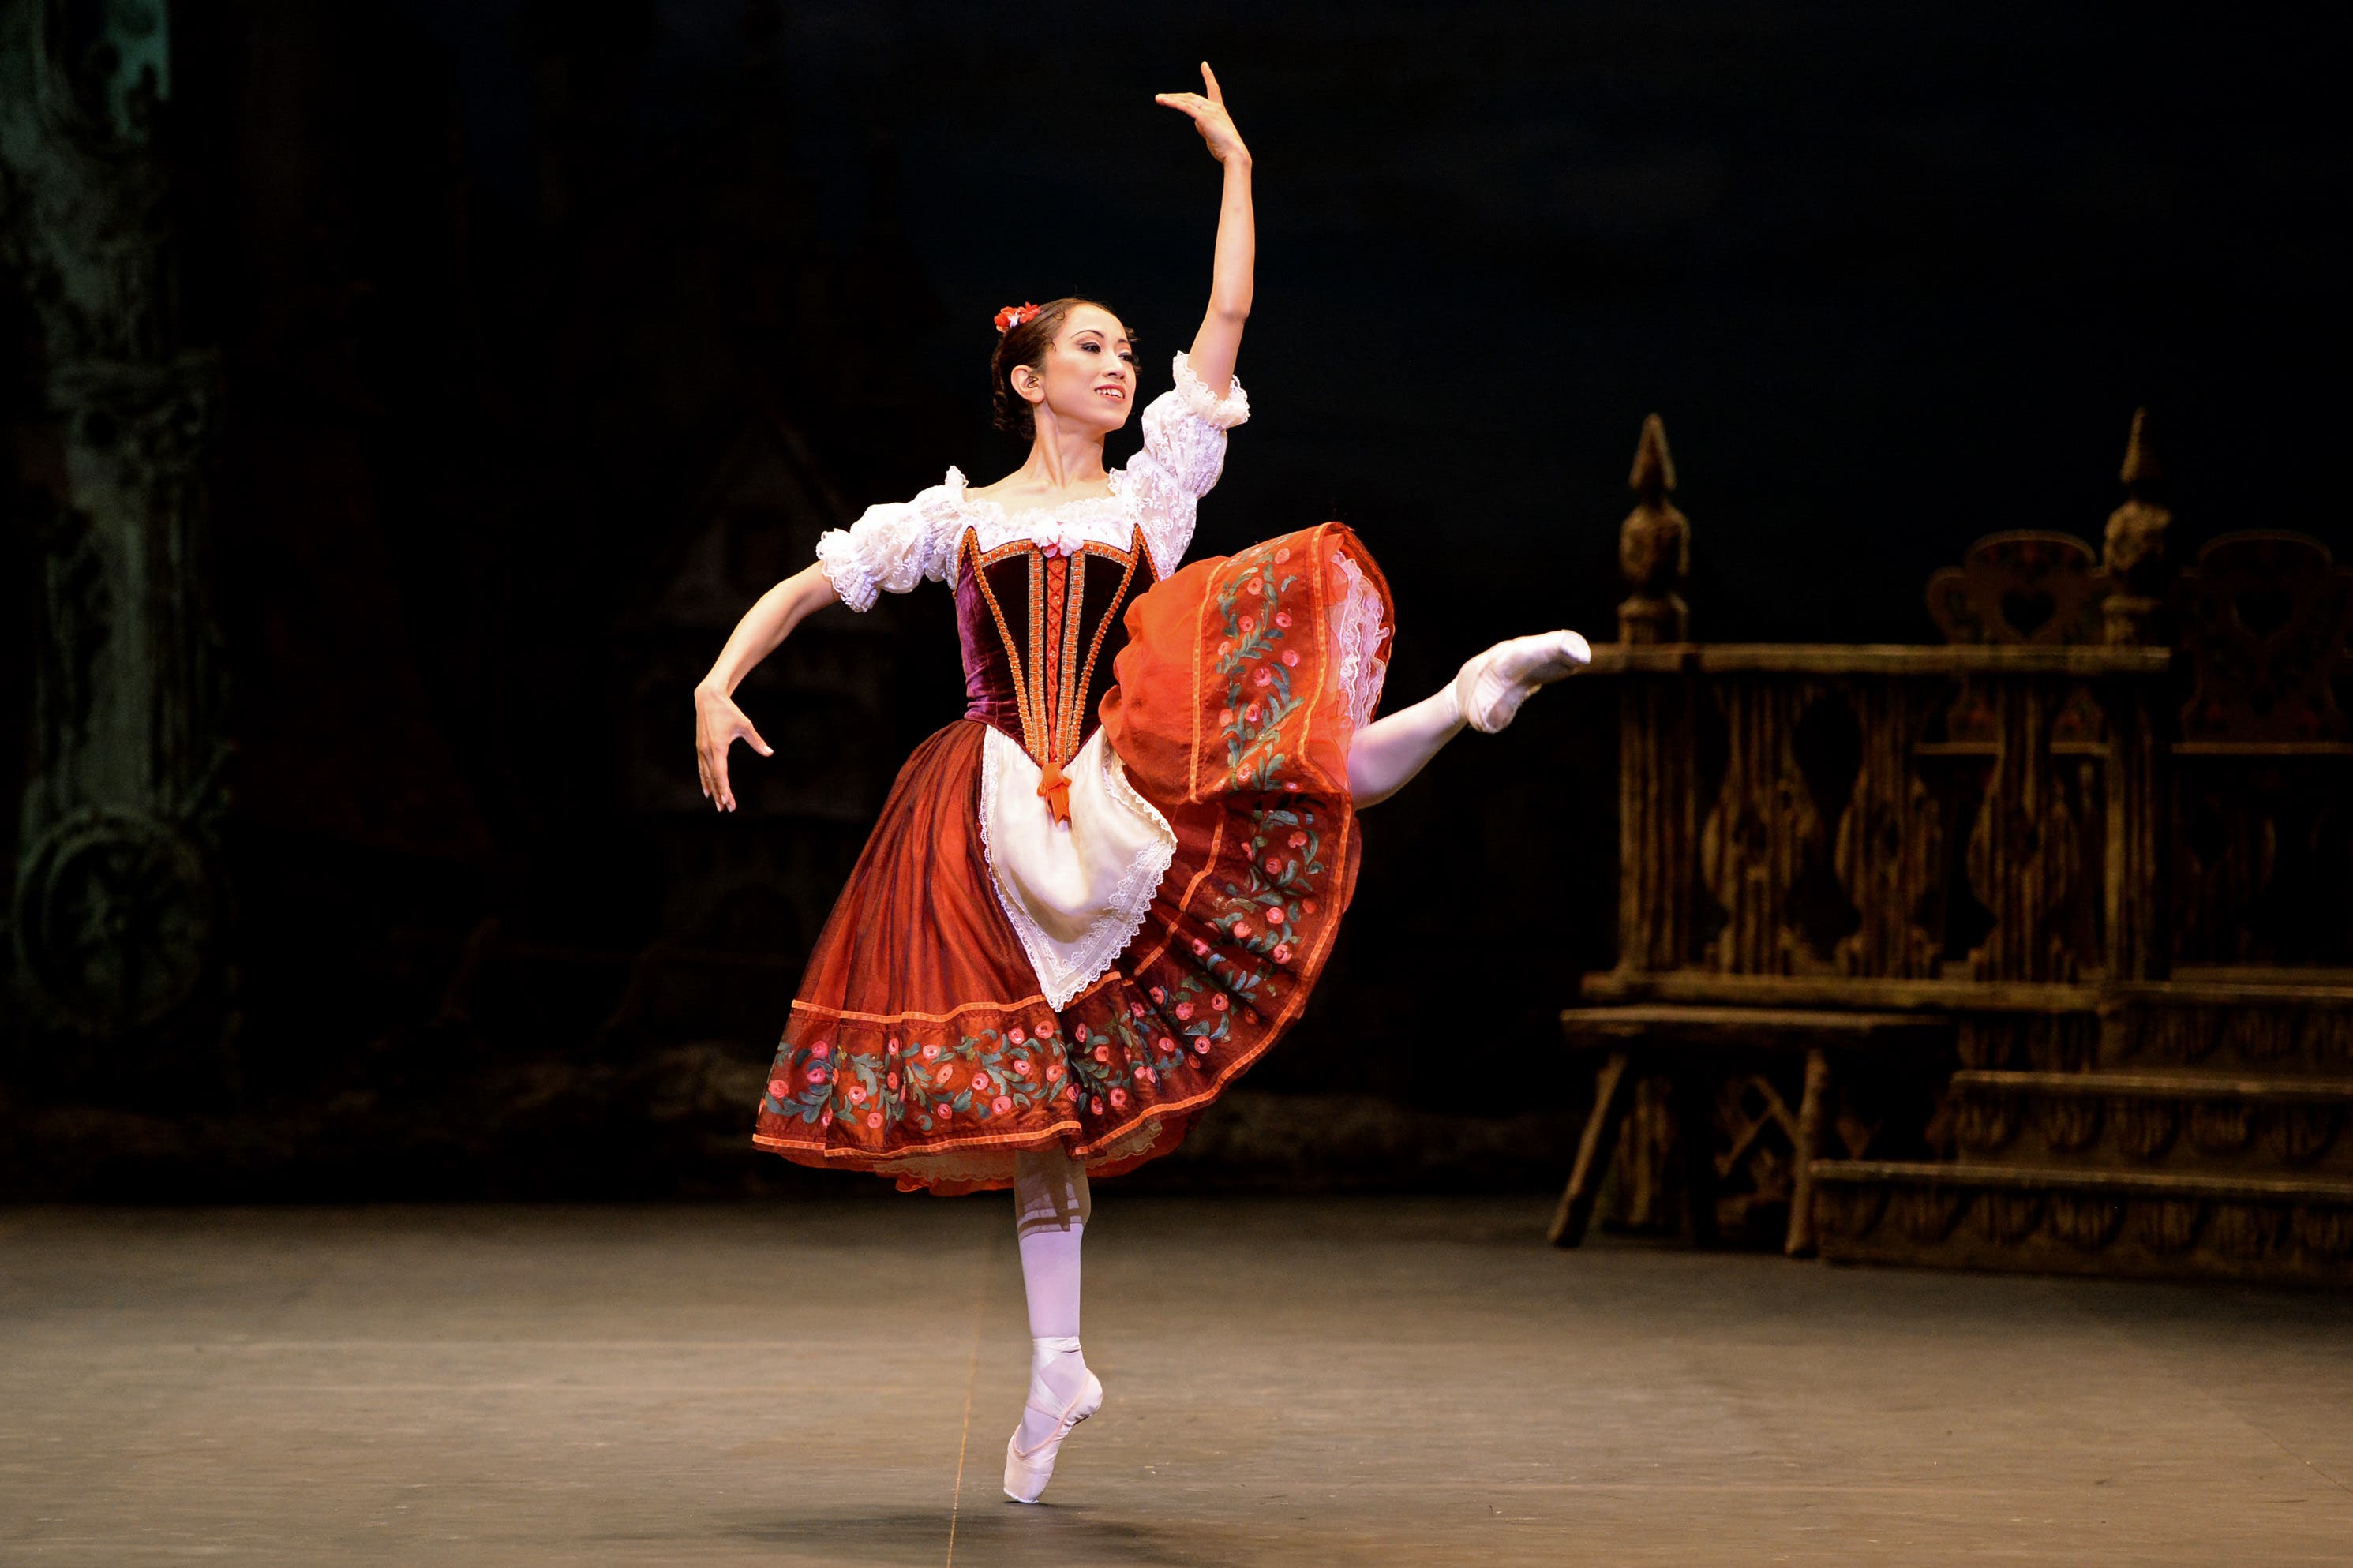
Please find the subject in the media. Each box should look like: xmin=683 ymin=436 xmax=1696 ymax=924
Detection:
xmin=1812 ymin=989 xmax=2353 ymax=1282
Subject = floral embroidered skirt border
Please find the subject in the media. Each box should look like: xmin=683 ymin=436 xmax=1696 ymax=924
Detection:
xmin=751 ymin=522 xmax=1396 ymax=1194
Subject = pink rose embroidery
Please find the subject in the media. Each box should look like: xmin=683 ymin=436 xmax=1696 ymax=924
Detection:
xmin=1288 ymin=831 xmax=1307 ymax=848
xmin=1210 ymin=994 xmax=1229 ymax=1012
xmin=1036 ymin=1018 xmax=1056 ymax=1037
xmin=1109 ymin=1088 xmax=1128 ymax=1109
xmin=886 ymin=1036 xmax=901 ymax=1053
xmin=1274 ymin=547 xmax=1291 ymax=564
xmin=1272 ymin=944 xmax=1291 ymax=964
xmin=1282 ymin=649 xmax=1300 ymax=668
xmin=920 ymin=1042 xmax=942 ymax=1062
xmin=1193 ymin=1038 xmax=1211 ymax=1055
xmin=992 ymin=1095 xmax=1014 ymax=1116
xmin=846 ymin=1084 xmax=867 ymax=1105
xmin=1008 ymin=1027 xmax=1025 ymax=1046
xmin=1149 ymin=986 xmax=1167 ymax=1004
xmin=1253 ymin=667 xmax=1272 ymax=687
xmin=1158 ymin=1037 xmax=1178 ymax=1053
xmin=1244 ymin=704 xmax=1261 ymax=724
xmin=1175 ymin=1001 xmax=1193 ymax=1020
xmin=1191 ymin=938 xmax=1210 ymax=956
xmin=1303 ymin=898 xmax=1319 ymax=915
xmin=810 ymin=1041 xmax=831 ymax=1059
xmin=1242 ymin=1008 xmax=1260 ymax=1024
xmin=1233 ymin=920 xmax=1253 ymax=940
xmin=1074 ymin=1024 xmax=1089 ymax=1044
xmin=934 ymin=1066 xmax=954 ymax=1087
xmin=1275 ymin=610 xmax=1292 ymax=628
xmin=865 ymin=1111 xmax=883 ymax=1129
xmin=1090 ymin=1096 xmax=1104 ymax=1113
xmin=1138 ymin=1066 xmax=1157 ymax=1085
xmin=1219 ymin=708 xmax=1235 ymax=725
xmin=1239 ymin=615 xmax=1256 ymax=635
xmin=1013 ymin=1058 xmax=1033 ymax=1076
xmin=808 ymin=1067 xmax=829 ymax=1086
xmin=1092 ymin=1045 xmax=1111 ymax=1063
xmin=886 ymin=1071 xmax=901 ymax=1091
xmin=936 ymin=1104 xmax=952 ymax=1121
xmin=1046 ymin=1063 xmax=1065 ymax=1082
xmin=1265 ymin=907 xmax=1285 ymax=926
xmin=972 ymin=1072 xmax=991 ymax=1094
xmin=1130 ymin=1001 xmax=1146 ymax=1017
xmin=767 ymin=1078 xmax=789 ymax=1098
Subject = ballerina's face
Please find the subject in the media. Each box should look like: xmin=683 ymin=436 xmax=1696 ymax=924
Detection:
xmin=1021 ymin=305 xmax=1137 ymax=436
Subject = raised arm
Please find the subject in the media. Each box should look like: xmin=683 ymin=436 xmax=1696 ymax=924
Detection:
xmin=1155 ymin=62 xmax=1252 ymax=399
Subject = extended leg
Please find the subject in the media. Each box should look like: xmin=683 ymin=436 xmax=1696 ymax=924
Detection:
xmin=1005 ymin=1146 xmax=1103 ymax=1503
xmin=1347 ymin=629 xmax=1592 ymax=806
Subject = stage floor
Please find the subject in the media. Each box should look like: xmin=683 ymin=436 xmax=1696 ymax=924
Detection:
xmin=3 ymin=1196 xmax=2348 ymax=1566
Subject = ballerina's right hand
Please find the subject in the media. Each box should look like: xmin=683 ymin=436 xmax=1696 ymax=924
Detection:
xmin=695 ymin=685 xmax=773 ymax=814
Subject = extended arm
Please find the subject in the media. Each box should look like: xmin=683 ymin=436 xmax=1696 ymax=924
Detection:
xmin=693 ymin=561 xmax=837 ymax=812
xmin=1156 ymin=62 xmax=1252 ymax=399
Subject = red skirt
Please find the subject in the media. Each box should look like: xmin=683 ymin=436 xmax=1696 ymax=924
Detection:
xmin=751 ymin=522 xmax=1396 ymax=1193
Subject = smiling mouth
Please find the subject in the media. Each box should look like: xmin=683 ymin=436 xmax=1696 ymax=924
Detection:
xmin=1093 ymin=386 xmax=1126 ymax=402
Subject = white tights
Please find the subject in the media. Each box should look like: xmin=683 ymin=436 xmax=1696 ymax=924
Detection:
xmin=1347 ymin=628 xmax=1591 ymax=806
xmin=1013 ymin=1146 xmax=1092 ymax=1451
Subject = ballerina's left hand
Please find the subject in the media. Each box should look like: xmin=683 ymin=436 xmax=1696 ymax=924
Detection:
xmin=1155 ymin=61 xmax=1250 ymax=166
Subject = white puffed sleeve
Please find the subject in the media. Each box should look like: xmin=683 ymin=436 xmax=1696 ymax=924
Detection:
xmin=813 ymin=471 xmax=961 ymax=612
xmin=1118 ymin=349 xmax=1250 ymax=578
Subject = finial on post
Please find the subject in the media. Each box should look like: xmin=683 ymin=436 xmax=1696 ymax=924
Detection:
xmin=1618 ymin=414 xmax=1690 ymax=643
xmin=2102 ymin=407 xmax=2172 ymax=646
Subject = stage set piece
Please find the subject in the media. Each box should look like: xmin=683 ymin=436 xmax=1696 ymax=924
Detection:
xmin=1556 ymin=412 xmax=2353 ymax=1286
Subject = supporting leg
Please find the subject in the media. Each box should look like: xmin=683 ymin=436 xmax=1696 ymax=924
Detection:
xmin=1785 ymin=1047 xmax=1830 ymax=1259
xmin=1549 ymin=1051 xmax=1638 ymax=1247
xmin=1005 ymin=1146 xmax=1103 ymax=1503
xmin=1673 ymin=1070 xmax=1721 ymax=1248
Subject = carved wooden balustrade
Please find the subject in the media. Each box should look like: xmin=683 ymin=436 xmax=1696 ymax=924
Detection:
xmin=1554 ymin=413 xmax=2353 ymax=1284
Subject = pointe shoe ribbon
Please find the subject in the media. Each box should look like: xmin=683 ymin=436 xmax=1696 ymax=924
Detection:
xmin=1452 ymin=628 xmax=1592 ymax=733
xmin=1002 ymin=1367 xmax=1104 ymax=1503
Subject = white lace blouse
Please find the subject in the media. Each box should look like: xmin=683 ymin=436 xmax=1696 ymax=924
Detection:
xmin=814 ymin=349 xmax=1250 ymax=609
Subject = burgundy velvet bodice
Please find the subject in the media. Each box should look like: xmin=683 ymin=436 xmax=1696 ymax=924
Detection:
xmin=952 ymin=523 xmax=1158 ymax=771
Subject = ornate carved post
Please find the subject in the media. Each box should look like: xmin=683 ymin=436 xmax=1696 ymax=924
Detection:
xmin=1617 ymin=414 xmax=1688 ymax=644
xmin=2096 ymin=410 xmax=2172 ymax=981
xmin=1618 ymin=672 xmax=1694 ymax=972
xmin=2102 ymin=409 xmax=2171 ymax=646
xmin=2 ymin=5 xmax=235 ymax=1061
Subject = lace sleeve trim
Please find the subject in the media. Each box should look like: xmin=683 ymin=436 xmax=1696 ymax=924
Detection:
xmin=814 ymin=527 xmax=881 ymax=612
xmin=1169 ymin=349 xmax=1250 ymax=428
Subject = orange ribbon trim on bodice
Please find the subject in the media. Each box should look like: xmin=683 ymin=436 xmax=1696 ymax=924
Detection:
xmin=1035 ymin=757 xmax=1073 ymax=826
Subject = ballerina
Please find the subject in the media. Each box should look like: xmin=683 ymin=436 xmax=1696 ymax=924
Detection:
xmin=692 ymin=61 xmax=1589 ymax=1504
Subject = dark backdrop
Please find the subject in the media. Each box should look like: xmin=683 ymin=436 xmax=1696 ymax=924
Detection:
xmin=9 ymin=1 xmax=2347 ymax=1197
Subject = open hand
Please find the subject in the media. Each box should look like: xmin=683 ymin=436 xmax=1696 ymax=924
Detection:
xmin=1154 ymin=61 xmax=1249 ymax=166
xmin=695 ymin=684 xmax=772 ymax=814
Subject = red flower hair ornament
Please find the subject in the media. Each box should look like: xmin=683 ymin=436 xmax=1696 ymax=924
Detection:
xmin=993 ymin=301 xmax=1043 ymax=335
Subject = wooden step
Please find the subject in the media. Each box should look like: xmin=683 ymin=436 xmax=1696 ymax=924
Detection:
xmin=1809 ymin=1159 xmax=2353 ymax=1285
xmin=1949 ymin=1071 xmax=2353 ymax=1175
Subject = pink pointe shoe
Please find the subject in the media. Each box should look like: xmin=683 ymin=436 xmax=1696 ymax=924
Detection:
xmin=1452 ymin=628 xmax=1592 ymax=733
xmin=1002 ymin=1360 xmax=1104 ymax=1503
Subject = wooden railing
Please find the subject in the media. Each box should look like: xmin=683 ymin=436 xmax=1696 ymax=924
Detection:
xmin=1555 ymin=410 xmax=2353 ymax=1279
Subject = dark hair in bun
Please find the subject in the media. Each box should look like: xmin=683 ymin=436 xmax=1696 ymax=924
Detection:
xmin=990 ymin=297 xmax=1133 ymax=443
